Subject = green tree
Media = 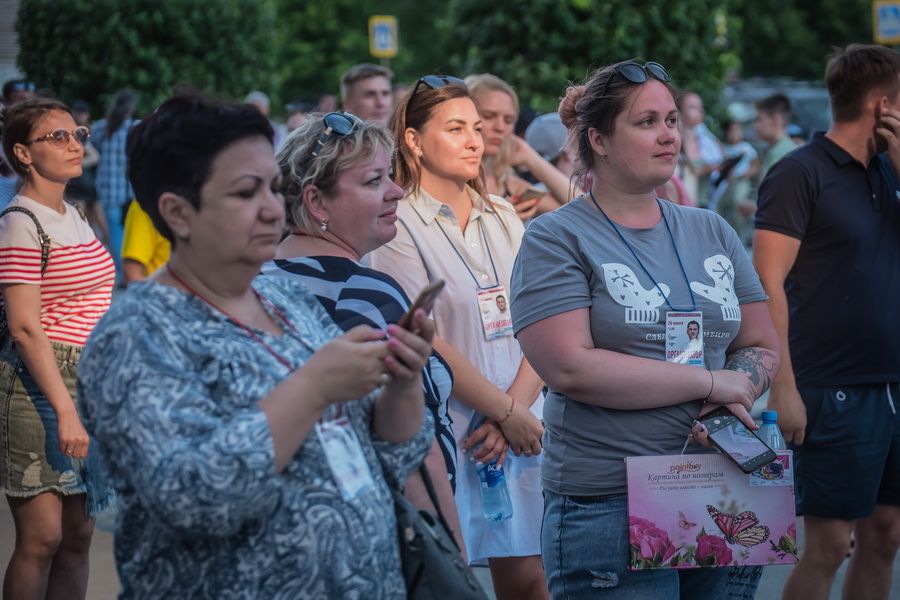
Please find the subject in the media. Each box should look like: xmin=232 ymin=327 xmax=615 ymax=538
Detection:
xmin=736 ymin=0 xmax=872 ymax=79
xmin=444 ymin=0 xmax=739 ymax=112
xmin=16 ymin=0 xmax=277 ymax=115
xmin=275 ymin=0 xmax=453 ymax=105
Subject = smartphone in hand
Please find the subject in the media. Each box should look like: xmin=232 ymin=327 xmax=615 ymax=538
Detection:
xmin=699 ymin=407 xmax=777 ymax=474
xmin=397 ymin=280 xmax=445 ymax=331
xmin=515 ymin=187 xmax=545 ymax=203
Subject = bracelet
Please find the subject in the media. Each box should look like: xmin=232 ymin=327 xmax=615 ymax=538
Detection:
xmin=497 ymin=395 xmax=515 ymax=424
xmin=703 ymin=370 xmax=715 ymax=401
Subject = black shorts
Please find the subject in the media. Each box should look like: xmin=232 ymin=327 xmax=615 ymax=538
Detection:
xmin=794 ymin=382 xmax=900 ymax=519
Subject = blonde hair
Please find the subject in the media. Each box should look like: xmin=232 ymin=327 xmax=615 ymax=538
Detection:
xmin=277 ymin=113 xmax=394 ymax=237
xmin=464 ymin=73 xmax=520 ymax=187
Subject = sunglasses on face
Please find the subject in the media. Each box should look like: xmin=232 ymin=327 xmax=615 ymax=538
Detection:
xmin=27 ymin=126 xmax=90 ymax=148
xmin=309 ymin=111 xmax=362 ymax=159
xmin=600 ymin=61 xmax=671 ymax=98
xmin=407 ymin=75 xmax=466 ymax=108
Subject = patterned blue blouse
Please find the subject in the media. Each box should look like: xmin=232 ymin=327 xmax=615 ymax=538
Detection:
xmin=77 ymin=276 xmax=432 ymax=599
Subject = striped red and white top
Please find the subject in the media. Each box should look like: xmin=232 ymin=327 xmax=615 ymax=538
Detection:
xmin=0 ymin=195 xmax=115 ymax=347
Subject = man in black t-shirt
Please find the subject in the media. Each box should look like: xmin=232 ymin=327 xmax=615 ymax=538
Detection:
xmin=755 ymin=44 xmax=900 ymax=600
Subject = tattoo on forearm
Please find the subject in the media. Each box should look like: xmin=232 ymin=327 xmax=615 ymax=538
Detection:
xmin=724 ymin=347 xmax=778 ymax=395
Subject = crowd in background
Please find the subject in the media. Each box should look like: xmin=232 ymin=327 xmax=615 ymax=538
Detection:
xmin=0 ymin=41 xmax=898 ymax=600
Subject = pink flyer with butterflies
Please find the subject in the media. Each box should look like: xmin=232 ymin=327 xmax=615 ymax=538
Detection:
xmin=625 ymin=452 xmax=798 ymax=569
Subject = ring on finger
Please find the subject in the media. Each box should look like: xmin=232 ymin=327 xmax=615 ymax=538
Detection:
xmin=379 ymin=372 xmax=391 ymax=385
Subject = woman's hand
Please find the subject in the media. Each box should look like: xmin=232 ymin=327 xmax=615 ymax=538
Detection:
xmin=497 ymin=398 xmax=544 ymax=456
xmin=57 ymin=410 xmax=90 ymax=458
xmin=691 ymin=402 xmax=757 ymax=446
xmin=508 ymin=193 xmax=540 ymax=221
xmin=301 ymin=325 xmax=390 ymax=408
xmin=705 ymin=369 xmax=755 ymax=412
xmin=382 ymin=311 xmax=434 ymax=391
xmin=462 ymin=420 xmax=509 ymax=465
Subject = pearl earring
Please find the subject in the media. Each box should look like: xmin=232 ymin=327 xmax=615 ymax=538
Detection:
xmin=320 ymin=221 xmax=328 ymax=232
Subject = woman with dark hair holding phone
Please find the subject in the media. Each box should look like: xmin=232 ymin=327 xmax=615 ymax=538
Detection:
xmin=0 ymin=97 xmax=115 ymax=599
xmin=260 ymin=111 xmax=466 ymax=553
xmin=370 ymin=75 xmax=548 ymax=600
xmin=509 ymin=60 xmax=781 ymax=598
xmin=76 ymin=96 xmax=435 ymax=598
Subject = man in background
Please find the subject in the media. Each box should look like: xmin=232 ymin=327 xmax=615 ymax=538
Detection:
xmin=340 ymin=63 xmax=393 ymax=125
xmin=754 ymin=93 xmax=797 ymax=180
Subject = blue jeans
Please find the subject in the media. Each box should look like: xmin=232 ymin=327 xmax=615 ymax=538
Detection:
xmin=542 ymin=491 xmax=757 ymax=599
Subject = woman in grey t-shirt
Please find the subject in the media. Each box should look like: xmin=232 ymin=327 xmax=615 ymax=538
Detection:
xmin=510 ymin=61 xmax=780 ymax=598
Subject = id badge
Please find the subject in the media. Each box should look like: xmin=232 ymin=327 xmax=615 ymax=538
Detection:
xmin=477 ymin=286 xmax=513 ymax=341
xmin=316 ymin=416 xmax=374 ymax=501
xmin=665 ymin=311 xmax=704 ymax=366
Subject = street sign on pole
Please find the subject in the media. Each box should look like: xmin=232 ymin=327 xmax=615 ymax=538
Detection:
xmin=874 ymin=1 xmax=900 ymax=44
xmin=369 ymin=15 xmax=398 ymax=59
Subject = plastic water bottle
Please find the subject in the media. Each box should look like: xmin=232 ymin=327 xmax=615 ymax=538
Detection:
xmin=758 ymin=410 xmax=786 ymax=451
xmin=468 ymin=415 xmax=514 ymax=522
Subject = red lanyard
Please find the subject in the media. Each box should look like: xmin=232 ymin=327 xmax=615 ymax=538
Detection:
xmin=166 ymin=265 xmax=300 ymax=370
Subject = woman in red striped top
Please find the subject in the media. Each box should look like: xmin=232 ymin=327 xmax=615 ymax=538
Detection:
xmin=0 ymin=98 xmax=115 ymax=599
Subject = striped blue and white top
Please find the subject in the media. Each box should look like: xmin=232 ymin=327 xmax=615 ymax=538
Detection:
xmin=261 ymin=255 xmax=456 ymax=488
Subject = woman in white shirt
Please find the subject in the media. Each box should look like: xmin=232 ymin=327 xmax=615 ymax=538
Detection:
xmin=370 ymin=75 xmax=548 ymax=600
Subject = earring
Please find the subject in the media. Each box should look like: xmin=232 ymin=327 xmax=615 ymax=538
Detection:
xmin=320 ymin=221 xmax=328 ymax=232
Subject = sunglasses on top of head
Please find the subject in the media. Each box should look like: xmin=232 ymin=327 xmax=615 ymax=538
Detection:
xmin=308 ymin=111 xmax=363 ymax=160
xmin=27 ymin=126 xmax=91 ymax=148
xmin=599 ymin=61 xmax=671 ymax=98
xmin=407 ymin=75 xmax=467 ymax=107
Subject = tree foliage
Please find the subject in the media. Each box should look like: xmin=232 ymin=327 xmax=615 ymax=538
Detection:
xmin=444 ymin=0 xmax=738 ymax=112
xmin=735 ymin=0 xmax=872 ymax=79
xmin=16 ymin=0 xmax=277 ymax=115
xmin=275 ymin=0 xmax=453 ymax=104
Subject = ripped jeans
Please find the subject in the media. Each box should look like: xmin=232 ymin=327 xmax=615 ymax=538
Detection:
xmin=542 ymin=491 xmax=736 ymax=599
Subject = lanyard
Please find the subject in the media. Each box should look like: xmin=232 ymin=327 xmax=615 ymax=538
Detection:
xmin=433 ymin=212 xmax=501 ymax=290
xmin=166 ymin=264 xmax=301 ymax=371
xmin=588 ymin=191 xmax=697 ymax=312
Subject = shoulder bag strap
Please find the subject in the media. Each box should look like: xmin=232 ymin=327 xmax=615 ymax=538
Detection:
xmin=417 ymin=463 xmax=461 ymax=551
xmin=64 ymin=198 xmax=89 ymax=222
xmin=0 ymin=206 xmax=51 ymax=276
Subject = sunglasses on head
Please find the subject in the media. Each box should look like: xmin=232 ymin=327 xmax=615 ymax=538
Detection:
xmin=600 ymin=61 xmax=671 ymax=98
xmin=407 ymin=75 xmax=466 ymax=107
xmin=27 ymin=126 xmax=90 ymax=148
xmin=308 ymin=111 xmax=362 ymax=160
xmin=9 ymin=81 xmax=35 ymax=93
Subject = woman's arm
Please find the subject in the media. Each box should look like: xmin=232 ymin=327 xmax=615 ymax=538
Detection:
xmin=3 ymin=283 xmax=90 ymax=457
xmin=79 ymin=322 xmax=393 ymax=536
xmin=433 ymin=335 xmax=543 ymax=456
xmin=510 ymin=136 xmax=573 ymax=207
xmin=721 ymin=301 xmax=780 ymax=398
xmin=517 ymin=307 xmax=757 ymax=412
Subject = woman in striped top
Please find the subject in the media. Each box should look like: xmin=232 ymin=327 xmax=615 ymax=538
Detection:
xmin=0 ymin=98 xmax=115 ymax=599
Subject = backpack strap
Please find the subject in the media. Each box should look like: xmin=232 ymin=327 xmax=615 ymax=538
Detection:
xmin=0 ymin=206 xmax=51 ymax=276
xmin=64 ymin=198 xmax=89 ymax=222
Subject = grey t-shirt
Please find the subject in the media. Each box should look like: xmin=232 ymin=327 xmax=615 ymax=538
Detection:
xmin=510 ymin=197 xmax=766 ymax=496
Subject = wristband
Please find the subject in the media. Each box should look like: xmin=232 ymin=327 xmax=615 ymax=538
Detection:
xmin=497 ymin=395 xmax=515 ymax=424
xmin=703 ymin=370 xmax=715 ymax=401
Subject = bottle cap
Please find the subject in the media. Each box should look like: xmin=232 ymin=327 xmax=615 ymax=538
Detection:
xmin=761 ymin=410 xmax=778 ymax=423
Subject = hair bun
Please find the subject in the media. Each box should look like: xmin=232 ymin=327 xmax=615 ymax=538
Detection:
xmin=558 ymin=84 xmax=585 ymax=129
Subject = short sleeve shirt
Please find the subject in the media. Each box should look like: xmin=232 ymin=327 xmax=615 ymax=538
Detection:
xmin=0 ymin=195 xmax=115 ymax=346
xmin=510 ymin=197 xmax=766 ymax=496
xmin=122 ymin=201 xmax=171 ymax=275
xmin=755 ymin=132 xmax=900 ymax=386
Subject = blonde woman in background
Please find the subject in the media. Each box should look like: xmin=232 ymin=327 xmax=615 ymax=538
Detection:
xmin=465 ymin=74 xmax=574 ymax=221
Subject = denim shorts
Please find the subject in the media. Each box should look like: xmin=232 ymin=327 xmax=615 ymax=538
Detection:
xmin=541 ymin=491 xmax=760 ymax=599
xmin=0 ymin=339 xmax=112 ymax=513
xmin=795 ymin=382 xmax=900 ymax=519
